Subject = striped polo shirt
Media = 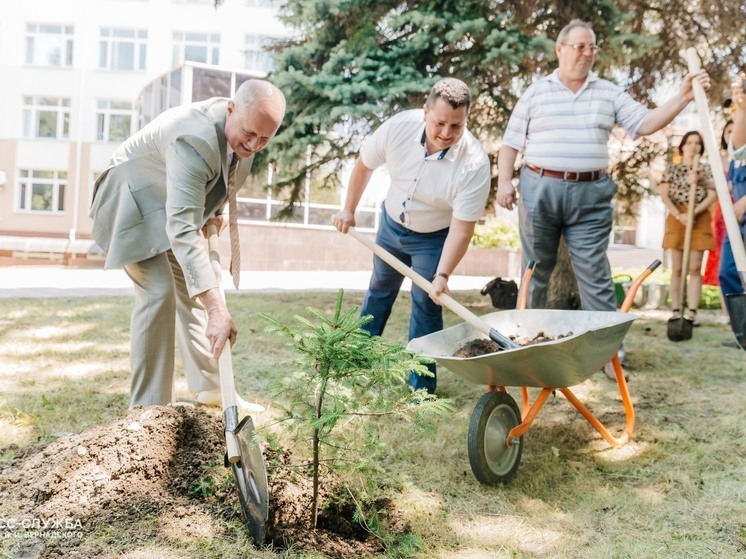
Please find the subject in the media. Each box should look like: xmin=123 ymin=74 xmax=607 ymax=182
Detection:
xmin=502 ymin=69 xmax=650 ymax=172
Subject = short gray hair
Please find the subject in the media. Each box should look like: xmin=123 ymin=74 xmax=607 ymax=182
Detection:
xmin=556 ymin=19 xmax=595 ymax=46
xmin=426 ymin=78 xmax=471 ymax=111
xmin=234 ymin=79 xmax=285 ymax=112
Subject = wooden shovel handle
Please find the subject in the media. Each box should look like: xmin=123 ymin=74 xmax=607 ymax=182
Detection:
xmin=206 ymin=225 xmax=240 ymax=463
xmin=347 ymin=227 xmax=517 ymax=348
xmin=686 ymin=48 xmax=746 ymax=278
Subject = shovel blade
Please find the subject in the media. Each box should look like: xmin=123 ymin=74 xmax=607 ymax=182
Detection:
xmin=724 ymin=293 xmax=746 ymax=351
xmin=226 ymin=413 xmax=268 ymax=546
xmin=667 ymin=316 xmax=693 ymax=342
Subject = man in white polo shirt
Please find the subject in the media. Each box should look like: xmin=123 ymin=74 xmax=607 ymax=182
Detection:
xmin=496 ymin=19 xmax=710 ymax=378
xmin=332 ymin=78 xmax=490 ymax=394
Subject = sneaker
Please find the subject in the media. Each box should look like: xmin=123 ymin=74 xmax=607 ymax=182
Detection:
xmin=197 ymin=389 xmax=265 ymax=413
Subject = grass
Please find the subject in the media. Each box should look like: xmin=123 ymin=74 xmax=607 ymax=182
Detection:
xmin=1 ymin=287 xmax=745 ymax=558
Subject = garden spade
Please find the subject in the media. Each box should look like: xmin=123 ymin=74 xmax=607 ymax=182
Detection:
xmin=667 ymin=156 xmax=699 ymax=342
xmin=347 ymin=227 xmax=519 ymax=350
xmin=686 ymin=48 xmax=746 ymax=350
xmin=206 ymin=225 xmax=269 ymax=545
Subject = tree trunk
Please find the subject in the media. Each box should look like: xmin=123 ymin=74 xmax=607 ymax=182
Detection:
xmin=547 ymin=236 xmax=581 ymax=310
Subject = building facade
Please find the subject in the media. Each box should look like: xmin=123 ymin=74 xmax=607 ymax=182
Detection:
xmin=0 ymin=0 xmax=287 ymax=263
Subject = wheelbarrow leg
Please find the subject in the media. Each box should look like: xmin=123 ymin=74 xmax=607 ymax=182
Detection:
xmin=559 ymin=354 xmax=635 ymax=447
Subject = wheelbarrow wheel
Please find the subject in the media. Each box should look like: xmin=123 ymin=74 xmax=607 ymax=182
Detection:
xmin=468 ymin=391 xmax=523 ymax=485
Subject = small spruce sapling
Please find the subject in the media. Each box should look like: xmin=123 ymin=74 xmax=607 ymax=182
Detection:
xmin=261 ymin=289 xmax=452 ymax=528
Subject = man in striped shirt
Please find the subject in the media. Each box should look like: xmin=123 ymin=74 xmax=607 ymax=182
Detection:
xmin=496 ymin=19 xmax=710 ymax=378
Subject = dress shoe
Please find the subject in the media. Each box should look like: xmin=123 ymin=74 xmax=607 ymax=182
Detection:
xmin=197 ymin=389 xmax=265 ymax=413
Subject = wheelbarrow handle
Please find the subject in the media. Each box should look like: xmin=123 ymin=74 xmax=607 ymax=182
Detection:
xmin=347 ymin=227 xmax=518 ymax=350
xmin=619 ymin=259 xmax=662 ymax=313
xmin=206 ymin=224 xmax=241 ymax=463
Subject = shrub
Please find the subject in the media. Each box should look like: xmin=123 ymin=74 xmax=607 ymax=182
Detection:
xmin=471 ymin=216 xmax=520 ymax=250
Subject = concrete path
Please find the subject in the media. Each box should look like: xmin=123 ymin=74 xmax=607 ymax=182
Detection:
xmin=0 ymin=266 xmax=493 ymax=299
xmin=0 ymin=245 xmax=665 ymax=299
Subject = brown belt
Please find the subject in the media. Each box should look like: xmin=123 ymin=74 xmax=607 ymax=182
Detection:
xmin=525 ymin=163 xmax=606 ymax=182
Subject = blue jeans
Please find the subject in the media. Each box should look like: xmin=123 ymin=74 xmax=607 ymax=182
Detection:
xmin=721 ymin=161 xmax=746 ymax=295
xmin=719 ymin=227 xmax=746 ymax=295
xmin=361 ymin=206 xmax=448 ymax=393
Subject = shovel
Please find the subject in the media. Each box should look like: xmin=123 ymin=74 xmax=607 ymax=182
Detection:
xmin=347 ymin=227 xmax=519 ymax=350
xmin=206 ymin=225 xmax=268 ymax=546
xmin=686 ymin=48 xmax=746 ymax=350
xmin=667 ymin=156 xmax=699 ymax=342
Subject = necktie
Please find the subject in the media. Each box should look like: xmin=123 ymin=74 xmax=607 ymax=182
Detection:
xmin=227 ymin=153 xmax=241 ymax=289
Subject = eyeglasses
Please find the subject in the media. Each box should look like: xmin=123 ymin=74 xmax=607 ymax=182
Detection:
xmin=399 ymin=198 xmax=411 ymax=227
xmin=562 ymin=42 xmax=600 ymax=54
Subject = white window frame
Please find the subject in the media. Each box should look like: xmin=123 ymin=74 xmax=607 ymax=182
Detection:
xmin=25 ymin=22 xmax=74 ymax=67
xmin=172 ymin=31 xmax=221 ymax=67
xmin=22 ymin=96 xmax=71 ymax=139
xmin=16 ymin=169 xmax=68 ymax=214
xmin=99 ymin=27 xmax=148 ymax=71
xmin=96 ymin=99 xmax=136 ymax=142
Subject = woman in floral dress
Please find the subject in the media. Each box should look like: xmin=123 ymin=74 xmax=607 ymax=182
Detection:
xmin=658 ymin=131 xmax=718 ymax=325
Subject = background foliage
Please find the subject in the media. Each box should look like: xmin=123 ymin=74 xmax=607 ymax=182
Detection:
xmin=243 ymin=0 xmax=744 ymax=217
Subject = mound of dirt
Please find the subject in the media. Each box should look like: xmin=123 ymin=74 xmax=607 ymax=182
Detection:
xmin=0 ymin=405 xmax=391 ymax=558
xmin=453 ymin=331 xmax=573 ymax=357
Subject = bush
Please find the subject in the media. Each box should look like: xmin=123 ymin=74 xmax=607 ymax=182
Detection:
xmin=470 ymin=216 xmax=520 ymax=250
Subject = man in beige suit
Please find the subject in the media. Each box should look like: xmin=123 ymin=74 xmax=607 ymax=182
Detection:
xmin=90 ymin=79 xmax=285 ymax=408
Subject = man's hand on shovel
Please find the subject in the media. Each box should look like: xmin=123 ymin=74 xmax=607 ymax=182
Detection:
xmin=199 ymin=288 xmax=237 ymax=361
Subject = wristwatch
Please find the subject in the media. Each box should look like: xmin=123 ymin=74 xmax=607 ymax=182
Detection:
xmin=434 ymin=272 xmax=449 ymax=281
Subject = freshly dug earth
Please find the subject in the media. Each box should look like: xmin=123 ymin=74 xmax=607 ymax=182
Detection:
xmin=0 ymin=405 xmax=389 ymax=558
xmin=453 ymin=331 xmax=572 ymax=357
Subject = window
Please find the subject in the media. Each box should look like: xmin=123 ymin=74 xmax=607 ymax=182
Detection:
xmin=244 ymin=34 xmax=275 ymax=74
xmin=16 ymin=170 xmax=67 ymax=213
xmin=25 ymin=23 xmax=74 ymax=67
xmin=99 ymin=27 xmax=148 ymax=71
xmin=96 ymin=100 xmax=136 ymax=142
xmin=22 ymin=96 xmax=71 ymax=139
xmin=172 ymin=31 xmax=220 ymax=66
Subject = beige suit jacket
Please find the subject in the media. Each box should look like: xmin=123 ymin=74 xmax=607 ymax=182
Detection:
xmin=90 ymin=97 xmax=252 ymax=297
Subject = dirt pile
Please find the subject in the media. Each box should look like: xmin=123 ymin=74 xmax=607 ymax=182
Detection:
xmin=453 ymin=331 xmax=573 ymax=357
xmin=0 ymin=405 xmax=388 ymax=558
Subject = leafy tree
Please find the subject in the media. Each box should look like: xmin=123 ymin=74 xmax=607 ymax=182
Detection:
xmin=213 ymin=0 xmax=742 ymax=214
xmin=220 ymin=0 xmax=742 ymax=305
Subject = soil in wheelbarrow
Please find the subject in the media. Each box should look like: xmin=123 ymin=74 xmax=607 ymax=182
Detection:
xmin=0 ymin=405 xmax=401 ymax=558
xmin=453 ymin=331 xmax=572 ymax=357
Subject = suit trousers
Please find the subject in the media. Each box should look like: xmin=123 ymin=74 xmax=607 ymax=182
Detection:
xmin=124 ymin=250 xmax=219 ymax=407
xmin=518 ymin=167 xmax=617 ymax=312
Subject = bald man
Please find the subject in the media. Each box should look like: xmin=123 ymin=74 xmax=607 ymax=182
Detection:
xmin=90 ymin=79 xmax=286 ymax=407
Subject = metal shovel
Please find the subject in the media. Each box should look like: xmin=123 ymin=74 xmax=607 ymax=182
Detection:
xmin=667 ymin=156 xmax=699 ymax=342
xmin=347 ymin=227 xmax=519 ymax=350
xmin=206 ymin=225 xmax=268 ymax=545
xmin=687 ymin=48 xmax=746 ymax=350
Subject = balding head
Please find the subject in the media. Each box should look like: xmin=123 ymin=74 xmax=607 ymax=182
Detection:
xmin=234 ymin=79 xmax=286 ymax=117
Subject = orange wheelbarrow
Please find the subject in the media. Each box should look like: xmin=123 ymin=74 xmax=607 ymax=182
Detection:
xmin=407 ymin=261 xmax=661 ymax=485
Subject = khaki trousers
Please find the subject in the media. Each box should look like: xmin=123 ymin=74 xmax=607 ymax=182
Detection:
xmin=123 ymin=250 xmax=219 ymax=407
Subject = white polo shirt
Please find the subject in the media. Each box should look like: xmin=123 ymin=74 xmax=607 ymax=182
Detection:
xmin=361 ymin=109 xmax=490 ymax=233
xmin=502 ymin=70 xmax=650 ymax=172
